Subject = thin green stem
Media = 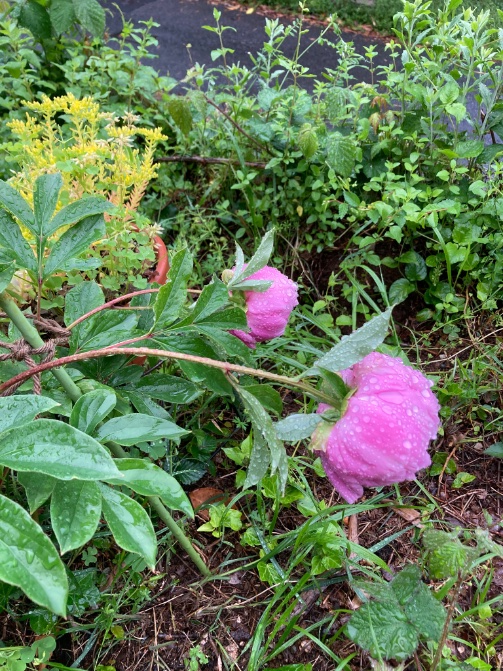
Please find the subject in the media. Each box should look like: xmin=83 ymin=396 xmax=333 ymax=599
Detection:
xmin=108 ymin=442 xmax=211 ymax=577
xmin=0 ymin=293 xmax=81 ymax=402
xmin=0 ymin=345 xmax=335 ymax=406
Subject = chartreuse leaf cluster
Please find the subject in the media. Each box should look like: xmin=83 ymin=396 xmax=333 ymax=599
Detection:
xmin=347 ymin=565 xmax=446 ymax=662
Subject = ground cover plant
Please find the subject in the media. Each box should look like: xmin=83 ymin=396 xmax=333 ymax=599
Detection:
xmin=0 ymin=0 xmax=501 ymax=669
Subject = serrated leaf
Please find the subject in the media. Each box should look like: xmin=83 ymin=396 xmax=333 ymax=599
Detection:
xmin=96 ymin=414 xmax=189 ymax=446
xmin=167 ymin=97 xmax=192 ymax=136
xmin=326 ymin=133 xmax=356 ymax=178
xmin=103 ymin=459 xmax=193 ymax=516
xmin=70 ymin=389 xmax=117 ymax=435
xmin=309 ymin=307 xmax=392 ymax=373
xmin=325 ymin=87 xmax=346 ymax=121
xmin=423 ymin=529 xmax=478 ymax=579
xmin=456 ymin=140 xmax=484 ymax=159
xmin=51 ymin=480 xmax=101 ymax=554
xmin=64 ymin=280 xmax=104 ymax=327
xmin=0 ymin=395 xmax=60 ymax=434
xmin=0 ymin=420 xmax=121 ymax=481
xmin=298 ymin=123 xmax=318 ymax=160
xmin=73 ymin=0 xmax=105 ymax=35
xmin=0 ymin=494 xmax=67 ymax=616
xmin=18 ymin=471 xmax=57 ymax=513
xmin=274 ymin=413 xmax=323 ymax=442
xmin=49 ymin=0 xmax=76 ymax=34
xmin=0 ymin=210 xmax=38 ymax=274
xmin=44 ymin=214 xmax=106 ymax=278
xmin=99 ymin=484 xmax=157 ymax=569
xmin=154 ymin=249 xmax=192 ymax=327
xmin=347 ymin=599 xmax=419 ymax=661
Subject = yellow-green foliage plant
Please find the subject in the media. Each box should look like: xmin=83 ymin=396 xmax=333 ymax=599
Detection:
xmin=6 ymin=93 xmax=166 ymax=293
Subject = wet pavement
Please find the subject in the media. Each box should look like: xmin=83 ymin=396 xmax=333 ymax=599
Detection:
xmin=107 ymin=0 xmax=389 ymax=84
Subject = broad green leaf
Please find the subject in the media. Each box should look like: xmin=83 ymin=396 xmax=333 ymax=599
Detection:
xmin=347 ymin=599 xmax=419 ymax=661
xmin=0 ymin=210 xmax=38 ymax=274
xmin=44 ymin=214 xmax=106 ymax=278
xmin=180 ymin=278 xmax=229 ymax=324
xmin=237 ymin=386 xmax=287 ymax=491
xmin=103 ymin=458 xmax=193 ymax=516
xmin=309 ymin=307 xmax=392 ymax=373
xmin=73 ymin=0 xmax=106 ymax=35
xmin=99 ymin=484 xmax=157 ymax=569
xmin=96 ymin=414 xmax=189 ymax=446
xmin=196 ymin=307 xmax=247 ymax=330
xmin=244 ymin=430 xmax=270 ymax=488
xmin=49 ymin=0 xmax=76 ymax=34
xmin=0 ymin=494 xmax=67 ymax=616
xmin=70 ymin=389 xmax=117 ymax=435
xmin=51 ymin=480 xmax=101 ymax=554
xmin=228 ymin=229 xmax=275 ymax=288
xmin=325 ymin=86 xmax=346 ymax=121
xmin=154 ymin=249 xmax=193 ymax=327
xmin=167 ymin=97 xmax=192 ymax=136
xmin=18 ymin=0 xmax=53 ymax=41
xmin=69 ymin=310 xmax=137 ymax=353
xmin=134 ymin=374 xmax=201 ymax=404
xmin=33 ymin=173 xmax=62 ymax=236
xmin=121 ymin=391 xmax=172 ymax=419
xmin=456 ymin=140 xmax=484 ymax=159
xmin=45 ymin=196 xmax=113 ymax=237
xmin=0 ymin=180 xmax=35 ymax=233
xmin=64 ymin=280 xmax=104 ymax=327
xmin=0 ymin=261 xmax=15 ymax=293
xmin=423 ymin=529 xmax=478 ymax=579
xmin=326 ymin=133 xmax=356 ymax=178
xmin=274 ymin=413 xmax=323 ymax=442
xmin=0 ymin=420 xmax=121 ymax=481
xmin=484 ymin=442 xmax=503 ymax=458
xmin=298 ymin=123 xmax=318 ymax=160
xmin=242 ymin=384 xmax=283 ymax=416
xmin=317 ymin=367 xmax=351 ymax=404
xmin=18 ymin=471 xmax=57 ymax=513
xmin=0 ymin=395 xmax=59 ymax=434
xmin=389 ymin=278 xmax=415 ymax=304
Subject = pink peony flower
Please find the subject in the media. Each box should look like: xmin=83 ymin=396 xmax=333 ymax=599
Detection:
xmin=230 ymin=266 xmax=298 ymax=348
xmin=312 ymin=352 xmax=440 ymax=503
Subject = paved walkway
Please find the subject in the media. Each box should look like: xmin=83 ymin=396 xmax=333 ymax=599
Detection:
xmin=108 ymin=0 xmax=389 ymax=84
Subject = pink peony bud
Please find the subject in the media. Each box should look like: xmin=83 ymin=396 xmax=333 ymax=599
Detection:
xmin=230 ymin=266 xmax=298 ymax=348
xmin=312 ymin=352 xmax=440 ymax=503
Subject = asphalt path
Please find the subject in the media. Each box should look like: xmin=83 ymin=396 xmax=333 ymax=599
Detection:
xmin=106 ymin=0 xmax=390 ymax=85
xmin=107 ymin=0 xmax=483 ymax=136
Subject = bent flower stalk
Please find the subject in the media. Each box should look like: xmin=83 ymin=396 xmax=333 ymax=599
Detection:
xmin=311 ymin=352 xmax=441 ymax=503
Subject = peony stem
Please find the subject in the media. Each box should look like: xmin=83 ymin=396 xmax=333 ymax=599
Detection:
xmin=0 ymin=345 xmax=335 ymax=405
xmin=108 ymin=441 xmax=211 ymax=577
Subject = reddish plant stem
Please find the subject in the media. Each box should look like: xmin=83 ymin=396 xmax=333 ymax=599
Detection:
xmin=67 ymin=289 xmax=160 ymax=330
xmin=0 ymin=346 xmax=334 ymax=404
